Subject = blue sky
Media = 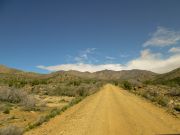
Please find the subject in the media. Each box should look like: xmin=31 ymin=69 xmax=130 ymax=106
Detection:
xmin=0 ymin=0 xmax=180 ymax=73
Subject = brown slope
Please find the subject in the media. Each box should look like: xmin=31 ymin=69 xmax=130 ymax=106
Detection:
xmin=0 ymin=65 xmax=22 ymax=74
xmin=155 ymin=67 xmax=180 ymax=80
xmin=63 ymin=69 xmax=157 ymax=81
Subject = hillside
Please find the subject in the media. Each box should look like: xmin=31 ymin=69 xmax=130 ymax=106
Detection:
xmin=63 ymin=69 xmax=157 ymax=82
xmin=1 ymin=65 xmax=180 ymax=85
xmin=155 ymin=68 xmax=180 ymax=80
xmin=0 ymin=65 xmax=22 ymax=74
xmin=151 ymin=68 xmax=180 ymax=86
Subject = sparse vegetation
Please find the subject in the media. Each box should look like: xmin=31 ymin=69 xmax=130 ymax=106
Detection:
xmin=122 ymin=81 xmax=132 ymax=90
xmin=0 ymin=125 xmax=23 ymax=135
xmin=0 ymin=65 xmax=179 ymax=133
xmin=2 ymin=107 xmax=10 ymax=114
xmin=0 ymin=87 xmax=37 ymax=111
xmin=174 ymin=105 xmax=180 ymax=112
xmin=157 ymin=97 xmax=169 ymax=107
xmin=117 ymin=79 xmax=180 ymax=114
xmin=26 ymin=96 xmax=84 ymax=131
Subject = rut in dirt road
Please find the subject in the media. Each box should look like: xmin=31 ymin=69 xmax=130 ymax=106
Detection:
xmin=25 ymin=84 xmax=180 ymax=135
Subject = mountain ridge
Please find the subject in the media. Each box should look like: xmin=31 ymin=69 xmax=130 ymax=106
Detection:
xmin=0 ymin=65 xmax=180 ymax=83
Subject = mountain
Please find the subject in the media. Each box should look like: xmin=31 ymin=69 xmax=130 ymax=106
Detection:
xmin=63 ymin=69 xmax=157 ymax=82
xmin=0 ymin=65 xmax=180 ymax=87
xmin=0 ymin=65 xmax=159 ymax=82
xmin=156 ymin=68 xmax=180 ymax=80
xmin=152 ymin=68 xmax=180 ymax=86
xmin=94 ymin=69 xmax=157 ymax=81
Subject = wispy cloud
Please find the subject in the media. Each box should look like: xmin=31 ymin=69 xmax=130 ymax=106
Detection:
xmin=143 ymin=26 xmax=180 ymax=47
xmin=105 ymin=56 xmax=115 ymax=60
xmin=37 ymin=27 xmax=180 ymax=74
xmin=37 ymin=49 xmax=180 ymax=73
xmin=169 ymin=47 xmax=180 ymax=53
xmin=74 ymin=48 xmax=96 ymax=63
xmin=120 ymin=54 xmax=129 ymax=58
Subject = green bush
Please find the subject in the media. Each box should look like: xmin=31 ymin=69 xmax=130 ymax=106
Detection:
xmin=157 ymin=97 xmax=169 ymax=107
xmin=69 ymin=97 xmax=83 ymax=106
xmin=174 ymin=105 xmax=180 ymax=112
xmin=122 ymin=81 xmax=132 ymax=90
xmin=169 ymin=88 xmax=180 ymax=96
xmin=76 ymin=87 xmax=88 ymax=97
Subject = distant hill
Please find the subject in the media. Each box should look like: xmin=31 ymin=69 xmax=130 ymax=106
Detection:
xmin=156 ymin=68 xmax=180 ymax=80
xmin=0 ymin=64 xmax=180 ymax=87
xmin=152 ymin=68 xmax=180 ymax=86
xmin=63 ymin=69 xmax=157 ymax=82
xmin=0 ymin=65 xmax=22 ymax=74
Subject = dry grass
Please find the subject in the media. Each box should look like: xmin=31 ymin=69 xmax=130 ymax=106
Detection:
xmin=0 ymin=125 xmax=23 ymax=135
xmin=0 ymin=95 xmax=74 ymax=132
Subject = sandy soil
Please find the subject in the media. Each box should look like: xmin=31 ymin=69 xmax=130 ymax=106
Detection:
xmin=25 ymin=84 xmax=180 ymax=135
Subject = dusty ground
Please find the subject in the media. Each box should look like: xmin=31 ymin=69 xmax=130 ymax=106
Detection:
xmin=25 ymin=84 xmax=180 ymax=135
xmin=0 ymin=96 xmax=73 ymax=129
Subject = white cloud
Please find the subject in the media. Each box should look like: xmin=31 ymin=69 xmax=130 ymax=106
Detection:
xmin=143 ymin=27 xmax=180 ymax=47
xmin=37 ymin=63 xmax=124 ymax=72
xmin=169 ymin=47 xmax=180 ymax=53
xmin=126 ymin=49 xmax=180 ymax=73
xmin=37 ymin=33 xmax=180 ymax=74
xmin=37 ymin=49 xmax=180 ymax=73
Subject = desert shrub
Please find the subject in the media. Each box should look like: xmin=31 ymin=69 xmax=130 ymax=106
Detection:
xmin=114 ymin=81 xmax=119 ymax=86
xmin=143 ymin=80 xmax=152 ymax=85
xmin=38 ymin=101 xmax=47 ymax=107
xmin=48 ymin=108 xmax=61 ymax=118
xmin=59 ymin=99 xmax=67 ymax=103
xmin=26 ymin=108 xmax=61 ymax=130
xmin=2 ymin=107 xmax=10 ymax=114
xmin=142 ymin=93 xmax=155 ymax=101
xmin=76 ymin=86 xmax=89 ymax=97
xmin=27 ymin=115 xmax=47 ymax=130
xmin=67 ymin=80 xmax=81 ymax=86
xmin=168 ymin=88 xmax=180 ymax=96
xmin=26 ymin=108 xmax=60 ymax=131
xmin=122 ymin=81 xmax=132 ymax=90
xmin=174 ymin=105 xmax=180 ymax=112
xmin=157 ymin=97 xmax=169 ymax=107
xmin=26 ymin=96 xmax=85 ymax=131
xmin=0 ymin=87 xmax=37 ymax=111
xmin=34 ymin=115 xmax=47 ymax=126
xmin=153 ymin=77 xmax=180 ymax=87
xmin=30 ymin=79 xmax=48 ymax=86
xmin=0 ymin=125 xmax=23 ymax=135
xmin=148 ymin=91 xmax=158 ymax=97
xmin=50 ymin=85 xmax=76 ymax=96
xmin=69 ymin=97 xmax=83 ymax=106
xmin=0 ymin=88 xmax=22 ymax=103
xmin=21 ymin=95 xmax=36 ymax=111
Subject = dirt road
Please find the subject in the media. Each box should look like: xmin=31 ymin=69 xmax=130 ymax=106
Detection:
xmin=25 ymin=84 xmax=180 ymax=135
